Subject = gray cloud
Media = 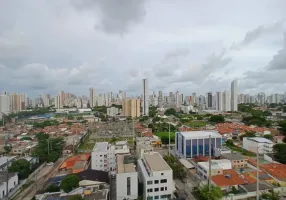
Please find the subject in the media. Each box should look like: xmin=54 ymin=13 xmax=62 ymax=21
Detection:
xmin=267 ymin=32 xmax=286 ymax=70
xmin=70 ymin=0 xmax=147 ymax=35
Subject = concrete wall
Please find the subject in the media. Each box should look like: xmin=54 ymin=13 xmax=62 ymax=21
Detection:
xmin=116 ymin=172 xmax=138 ymax=200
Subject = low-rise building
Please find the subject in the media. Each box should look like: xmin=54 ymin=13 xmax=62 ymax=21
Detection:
xmin=0 ymin=156 xmax=17 ymax=171
xmin=116 ymin=155 xmax=138 ymax=200
xmin=0 ymin=172 xmax=19 ymax=199
xmin=211 ymin=169 xmax=245 ymax=191
xmin=221 ymin=153 xmax=248 ymax=169
xmin=137 ymin=152 xmax=173 ymax=200
xmin=136 ymin=143 xmax=153 ymax=159
xmin=197 ymin=159 xmax=232 ymax=180
xmin=107 ymin=107 xmax=120 ymax=117
xmin=243 ymin=137 xmax=273 ymax=155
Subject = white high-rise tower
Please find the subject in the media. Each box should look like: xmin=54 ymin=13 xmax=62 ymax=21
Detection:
xmin=142 ymin=79 xmax=149 ymax=116
xmin=231 ymin=80 xmax=238 ymax=111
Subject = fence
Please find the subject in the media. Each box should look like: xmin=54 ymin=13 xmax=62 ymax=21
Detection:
xmin=8 ymin=162 xmax=46 ymax=199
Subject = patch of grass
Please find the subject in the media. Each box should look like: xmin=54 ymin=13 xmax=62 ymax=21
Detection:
xmin=224 ymin=142 xmax=256 ymax=157
xmin=154 ymin=132 xmax=175 ymax=138
xmin=188 ymin=121 xmax=207 ymax=128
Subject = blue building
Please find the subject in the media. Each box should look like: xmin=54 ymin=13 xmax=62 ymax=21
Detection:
xmin=175 ymin=131 xmax=222 ymax=158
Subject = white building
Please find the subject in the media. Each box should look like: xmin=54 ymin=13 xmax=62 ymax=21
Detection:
xmin=107 ymin=107 xmax=119 ymax=117
xmin=231 ymin=80 xmax=238 ymax=111
xmin=197 ymin=159 xmax=232 ymax=180
xmin=91 ymin=142 xmax=130 ymax=172
xmin=142 ymin=79 xmax=149 ymax=116
xmin=90 ymin=87 xmax=95 ymax=108
xmin=0 ymin=95 xmax=10 ymax=113
xmin=180 ymin=105 xmax=194 ymax=114
xmin=116 ymin=155 xmax=138 ymax=200
xmin=216 ymin=92 xmax=223 ymax=112
xmin=0 ymin=172 xmax=19 ymax=199
xmin=243 ymin=137 xmax=273 ymax=155
xmin=175 ymin=131 xmax=222 ymax=158
xmin=137 ymin=152 xmax=173 ymax=200
xmin=222 ymin=90 xmax=231 ymax=112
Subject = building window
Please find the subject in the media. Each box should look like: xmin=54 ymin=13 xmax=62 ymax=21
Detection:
xmin=154 ymin=180 xmax=159 ymax=184
xmin=147 ymin=180 xmax=152 ymax=185
xmin=154 ymin=196 xmax=159 ymax=199
xmin=127 ymin=177 xmax=131 ymax=195
xmin=160 ymin=179 xmax=167 ymax=183
xmin=154 ymin=188 xmax=159 ymax=192
xmin=147 ymin=188 xmax=153 ymax=193
xmin=160 ymin=187 xmax=164 ymax=191
xmin=161 ymin=173 xmax=164 ymax=176
xmin=165 ymin=187 xmax=167 ymax=190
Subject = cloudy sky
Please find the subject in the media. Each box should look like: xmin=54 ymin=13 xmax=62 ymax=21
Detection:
xmin=1 ymin=0 xmax=286 ymax=97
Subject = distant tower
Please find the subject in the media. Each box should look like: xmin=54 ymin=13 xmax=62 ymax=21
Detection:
xmin=142 ymin=79 xmax=149 ymax=116
xmin=90 ymin=88 xmax=95 ymax=108
xmin=231 ymin=80 xmax=238 ymax=111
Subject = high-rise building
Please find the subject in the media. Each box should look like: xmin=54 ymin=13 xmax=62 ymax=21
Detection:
xmin=123 ymin=99 xmax=140 ymax=118
xmin=90 ymin=88 xmax=95 ymax=108
xmin=207 ymin=92 xmax=212 ymax=108
xmin=231 ymin=80 xmax=238 ymax=111
xmin=222 ymin=90 xmax=231 ymax=112
xmin=55 ymin=93 xmax=62 ymax=108
xmin=41 ymin=94 xmax=50 ymax=107
xmin=0 ymin=95 xmax=10 ymax=113
xmin=142 ymin=79 xmax=149 ymax=116
xmin=11 ymin=93 xmax=22 ymax=111
xmin=216 ymin=92 xmax=223 ymax=111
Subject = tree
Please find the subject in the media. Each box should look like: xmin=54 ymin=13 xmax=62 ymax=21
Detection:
xmin=264 ymin=134 xmax=274 ymax=140
xmin=68 ymin=195 xmax=84 ymax=200
xmin=20 ymin=136 xmax=33 ymax=141
xmin=199 ymin=184 xmax=223 ymax=200
xmin=8 ymin=159 xmax=31 ymax=180
xmin=260 ymin=189 xmax=279 ymax=200
xmin=60 ymin=175 xmax=80 ymax=193
xmin=209 ymin=115 xmax=225 ymax=123
xmin=278 ymin=121 xmax=286 ymax=135
xmin=46 ymin=184 xmax=60 ymax=192
xmin=4 ymin=145 xmax=11 ymax=153
xmin=273 ymin=143 xmax=286 ymax=164
xmin=163 ymin=155 xmax=187 ymax=180
xmin=239 ymin=131 xmax=256 ymax=141
xmin=164 ymin=108 xmax=176 ymax=116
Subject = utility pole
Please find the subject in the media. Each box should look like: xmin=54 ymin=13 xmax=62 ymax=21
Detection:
xmin=47 ymin=138 xmax=50 ymax=155
xmin=256 ymin=146 xmax=260 ymax=200
xmin=168 ymin=123 xmax=170 ymax=156
xmin=208 ymin=135 xmax=212 ymax=198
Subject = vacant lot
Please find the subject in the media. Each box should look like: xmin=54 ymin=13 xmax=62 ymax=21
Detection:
xmin=154 ymin=131 xmax=175 ymax=138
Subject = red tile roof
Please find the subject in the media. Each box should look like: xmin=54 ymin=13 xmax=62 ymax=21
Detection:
xmin=212 ymin=169 xmax=245 ymax=187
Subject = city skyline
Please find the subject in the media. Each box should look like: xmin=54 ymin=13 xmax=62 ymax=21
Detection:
xmin=1 ymin=1 xmax=286 ymax=96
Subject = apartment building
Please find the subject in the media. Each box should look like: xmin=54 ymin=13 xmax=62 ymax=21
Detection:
xmin=0 ymin=172 xmax=19 ymax=199
xmin=107 ymin=107 xmax=119 ymax=117
xmin=243 ymin=137 xmax=273 ymax=155
xmin=137 ymin=152 xmax=173 ymax=200
xmin=91 ymin=141 xmax=130 ymax=172
xmin=122 ymin=99 xmax=141 ymax=118
xmin=116 ymin=155 xmax=138 ymax=200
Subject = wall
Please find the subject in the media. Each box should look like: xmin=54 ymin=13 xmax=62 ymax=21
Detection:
xmin=116 ymin=172 xmax=138 ymax=200
xmin=0 ymin=174 xmax=19 ymax=199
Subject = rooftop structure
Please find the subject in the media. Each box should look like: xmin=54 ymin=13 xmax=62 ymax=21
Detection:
xmin=117 ymin=155 xmax=136 ymax=174
xmin=221 ymin=153 xmax=246 ymax=161
xmin=247 ymin=137 xmax=273 ymax=144
xmin=93 ymin=142 xmax=109 ymax=151
xmin=211 ymin=169 xmax=245 ymax=188
xmin=177 ymin=130 xmax=222 ymax=139
xmin=144 ymin=152 xmax=171 ymax=172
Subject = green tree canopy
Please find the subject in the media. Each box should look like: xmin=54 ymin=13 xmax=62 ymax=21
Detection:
xmin=46 ymin=184 xmax=60 ymax=192
xmin=273 ymin=143 xmax=286 ymax=164
xmin=20 ymin=136 xmax=33 ymax=141
xmin=4 ymin=145 xmax=11 ymax=153
xmin=264 ymin=134 xmax=274 ymax=140
xmin=8 ymin=159 xmax=31 ymax=180
xmin=163 ymin=155 xmax=187 ymax=180
xmin=198 ymin=185 xmax=223 ymax=200
xmin=60 ymin=175 xmax=80 ymax=193
xmin=260 ymin=189 xmax=279 ymax=200
xmin=209 ymin=115 xmax=225 ymax=123
xmin=164 ymin=108 xmax=177 ymax=116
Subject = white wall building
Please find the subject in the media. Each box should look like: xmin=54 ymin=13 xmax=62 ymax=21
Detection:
xmin=197 ymin=159 xmax=232 ymax=180
xmin=107 ymin=107 xmax=119 ymax=117
xmin=0 ymin=95 xmax=10 ymax=113
xmin=0 ymin=172 xmax=18 ymax=199
xmin=180 ymin=105 xmax=194 ymax=114
xmin=91 ymin=142 xmax=130 ymax=172
xmin=137 ymin=152 xmax=173 ymax=200
xmin=116 ymin=155 xmax=138 ymax=200
xmin=216 ymin=92 xmax=223 ymax=112
xmin=222 ymin=90 xmax=231 ymax=112
xmin=243 ymin=137 xmax=273 ymax=155
xmin=175 ymin=131 xmax=222 ymax=158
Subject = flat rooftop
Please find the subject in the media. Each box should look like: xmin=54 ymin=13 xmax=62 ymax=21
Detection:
xmin=246 ymin=137 xmax=273 ymax=144
xmin=198 ymin=159 xmax=231 ymax=170
xmin=117 ymin=155 xmax=136 ymax=174
xmin=0 ymin=156 xmax=16 ymax=166
xmin=222 ymin=153 xmax=247 ymax=161
xmin=93 ymin=142 xmax=108 ymax=151
xmin=177 ymin=131 xmax=221 ymax=139
xmin=144 ymin=152 xmax=171 ymax=172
